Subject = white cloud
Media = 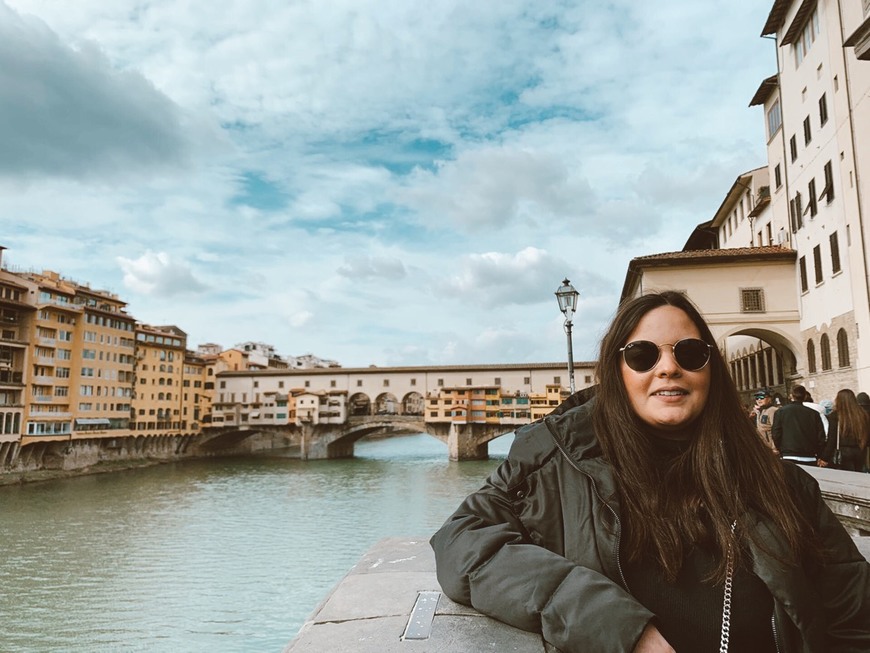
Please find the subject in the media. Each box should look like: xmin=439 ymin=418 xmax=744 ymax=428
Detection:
xmin=337 ymin=255 xmax=406 ymax=281
xmin=117 ymin=251 xmax=208 ymax=296
xmin=2 ymin=0 xmax=777 ymax=366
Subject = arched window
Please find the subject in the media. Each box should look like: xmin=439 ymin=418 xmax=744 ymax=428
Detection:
xmin=837 ymin=328 xmax=850 ymax=367
xmin=166 ymin=393 xmax=172 ymax=401
xmin=158 ymin=392 xmax=165 ymax=401
xmin=820 ymin=333 xmax=832 ymax=371
xmin=807 ymin=339 xmax=816 ymax=374
xmin=159 ymin=364 xmax=166 ymax=372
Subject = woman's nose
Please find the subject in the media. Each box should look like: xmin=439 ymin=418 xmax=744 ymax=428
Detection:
xmin=655 ymin=346 xmax=681 ymax=376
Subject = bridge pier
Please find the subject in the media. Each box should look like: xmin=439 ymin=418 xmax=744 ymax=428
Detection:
xmin=447 ymin=423 xmax=508 ymax=461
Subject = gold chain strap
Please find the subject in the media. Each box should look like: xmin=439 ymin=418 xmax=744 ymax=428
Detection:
xmin=718 ymin=521 xmax=737 ymax=653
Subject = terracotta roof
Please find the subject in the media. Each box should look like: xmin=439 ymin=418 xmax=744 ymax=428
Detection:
xmin=632 ymin=245 xmax=794 ymax=264
xmin=217 ymin=361 xmax=597 ymax=377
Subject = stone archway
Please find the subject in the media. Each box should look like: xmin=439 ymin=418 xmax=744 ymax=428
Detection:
xmin=402 ymin=392 xmax=424 ymax=416
xmin=374 ymin=393 xmax=399 ymax=415
xmin=723 ymin=327 xmax=798 ymax=404
xmin=348 ymin=392 xmax=372 ymax=416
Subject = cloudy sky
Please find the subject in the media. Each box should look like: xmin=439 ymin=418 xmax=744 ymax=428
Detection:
xmin=1 ymin=0 xmax=775 ymax=367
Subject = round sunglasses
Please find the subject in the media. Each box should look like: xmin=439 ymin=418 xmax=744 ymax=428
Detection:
xmin=619 ymin=338 xmax=712 ymax=372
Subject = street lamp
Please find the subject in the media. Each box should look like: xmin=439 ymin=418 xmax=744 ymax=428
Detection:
xmin=555 ymin=278 xmax=579 ymax=394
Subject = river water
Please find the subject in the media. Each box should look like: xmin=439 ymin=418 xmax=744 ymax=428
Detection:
xmin=0 ymin=433 xmax=514 ymax=652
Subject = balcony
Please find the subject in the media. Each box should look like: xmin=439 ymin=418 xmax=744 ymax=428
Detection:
xmin=37 ymin=337 xmax=57 ymax=347
xmin=0 ymin=371 xmax=23 ymax=385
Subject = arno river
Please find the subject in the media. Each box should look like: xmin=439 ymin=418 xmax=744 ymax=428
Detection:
xmin=0 ymin=433 xmax=513 ymax=652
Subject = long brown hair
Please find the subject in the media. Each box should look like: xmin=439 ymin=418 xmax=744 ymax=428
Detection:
xmin=834 ymin=388 xmax=870 ymax=448
xmin=591 ymin=291 xmax=816 ymax=582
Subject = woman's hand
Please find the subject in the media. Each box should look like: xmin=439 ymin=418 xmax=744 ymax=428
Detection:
xmin=633 ymin=624 xmax=675 ymax=653
xmin=817 ymin=459 xmax=829 ymax=468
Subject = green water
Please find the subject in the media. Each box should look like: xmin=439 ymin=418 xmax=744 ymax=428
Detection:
xmin=0 ymin=433 xmax=513 ymax=652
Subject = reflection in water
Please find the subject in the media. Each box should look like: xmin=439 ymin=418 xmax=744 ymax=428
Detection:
xmin=0 ymin=432 xmax=514 ymax=652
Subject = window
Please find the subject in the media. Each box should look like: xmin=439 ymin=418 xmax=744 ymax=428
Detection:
xmin=830 ymin=232 xmax=841 ymax=273
xmin=807 ymin=339 xmax=817 ymax=373
xmin=794 ymin=8 xmax=820 ymax=66
xmin=837 ymin=329 xmax=850 ymax=367
xmin=774 ymin=164 xmax=782 ymax=189
xmin=799 ymin=256 xmax=809 ymax=292
xmin=813 ymin=245 xmax=823 ymax=284
xmin=278 ymin=381 xmax=284 ymax=388
xmin=356 ymin=379 xmax=362 ymax=387
xmin=437 ymin=378 xmax=444 ymax=387
xmin=820 ymin=160 xmax=834 ymax=203
xmin=554 ymin=376 xmax=561 ymax=384
xmin=740 ymin=289 xmax=765 ymax=312
xmin=253 ymin=381 xmax=259 ymax=388
xmin=819 ymin=93 xmax=828 ymax=126
xmin=220 ymin=381 xmax=226 ymax=389
xmin=494 ymin=377 xmax=501 ymax=385
xmin=523 ymin=377 xmax=531 ymax=385
xmin=330 ymin=380 xmax=336 ymax=388
xmin=808 ymin=178 xmax=817 ymax=217
xmin=820 ymin=333 xmax=832 ymax=370
xmin=466 ymin=378 xmax=472 ymax=385
xmin=790 ymin=135 xmax=798 ymax=162
xmin=803 ymin=116 xmax=812 ymax=145
xmin=383 ymin=379 xmax=389 ymax=387
xmin=790 ymin=192 xmax=803 ymax=231
xmin=766 ymin=99 xmax=782 ymax=138
xmin=766 ymin=223 xmax=773 ymax=246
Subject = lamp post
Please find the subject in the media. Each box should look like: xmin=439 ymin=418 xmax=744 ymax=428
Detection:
xmin=555 ymin=278 xmax=580 ymax=394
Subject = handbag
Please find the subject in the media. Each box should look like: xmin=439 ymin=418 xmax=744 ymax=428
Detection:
xmin=831 ymin=426 xmax=842 ymax=468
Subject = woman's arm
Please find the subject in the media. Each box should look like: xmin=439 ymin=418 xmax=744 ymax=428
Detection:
xmin=431 ymin=452 xmax=654 ymax=653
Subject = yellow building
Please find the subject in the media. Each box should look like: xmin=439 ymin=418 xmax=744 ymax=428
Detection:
xmin=529 ymin=384 xmax=564 ymax=421
xmin=21 ymin=270 xmax=135 ymax=446
xmin=182 ymin=350 xmax=208 ymax=431
xmin=131 ymin=324 xmax=190 ymax=436
xmin=0 ymin=267 xmax=35 ymax=460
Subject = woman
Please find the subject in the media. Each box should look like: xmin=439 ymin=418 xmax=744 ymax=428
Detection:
xmin=819 ymin=389 xmax=870 ymax=472
xmin=431 ymin=291 xmax=869 ymax=652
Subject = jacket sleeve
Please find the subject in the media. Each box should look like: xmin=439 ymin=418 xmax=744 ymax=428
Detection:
xmin=430 ymin=438 xmax=654 ymax=653
xmin=772 ymin=409 xmax=783 ymax=449
xmin=792 ymin=466 xmax=870 ymax=651
xmin=814 ymin=413 xmax=826 ymax=456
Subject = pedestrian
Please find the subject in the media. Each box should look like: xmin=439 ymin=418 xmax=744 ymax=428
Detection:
xmin=772 ymin=384 xmax=826 ymax=466
xmin=803 ymin=392 xmax=830 ymax=436
xmin=431 ymin=291 xmax=870 ymax=652
xmin=819 ymin=389 xmax=870 ymax=472
xmin=753 ymin=389 xmax=779 ymax=452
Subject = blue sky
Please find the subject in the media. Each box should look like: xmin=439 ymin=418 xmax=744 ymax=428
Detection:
xmin=1 ymin=0 xmax=775 ymax=367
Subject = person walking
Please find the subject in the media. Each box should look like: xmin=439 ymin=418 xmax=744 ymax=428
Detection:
xmin=772 ymin=385 xmax=825 ymax=465
xmin=819 ymin=389 xmax=870 ymax=472
xmin=753 ymin=389 xmax=778 ymax=452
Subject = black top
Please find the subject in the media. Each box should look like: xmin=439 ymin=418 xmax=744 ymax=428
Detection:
xmin=623 ymin=434 xmax=777 ymax=651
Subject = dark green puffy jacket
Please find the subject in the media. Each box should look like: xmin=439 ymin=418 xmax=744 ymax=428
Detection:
xmin=431 ymin=397 xmax=870 ymax=652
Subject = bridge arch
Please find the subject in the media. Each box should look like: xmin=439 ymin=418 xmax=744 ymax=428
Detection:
xmin=349 ymin=393 xmax=371 ymax=416
xmin=374 ymin=393 xmax=399 ymax=415
xmin=402 ymin=392 xmax=424 ymax=416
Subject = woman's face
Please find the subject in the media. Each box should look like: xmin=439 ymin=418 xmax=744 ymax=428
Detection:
xmin=620 ymin=305 xmax=711 ymax=436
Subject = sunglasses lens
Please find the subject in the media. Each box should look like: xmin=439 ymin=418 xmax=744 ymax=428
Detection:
xmin=622 ymin=341 xmax=659 ymax=372
xmin=673 ymin=338 xmax=711 ymax=371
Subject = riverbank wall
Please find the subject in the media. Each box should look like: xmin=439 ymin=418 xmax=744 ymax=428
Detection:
xmin=0 ymin=431 xmax=300 ymax=486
